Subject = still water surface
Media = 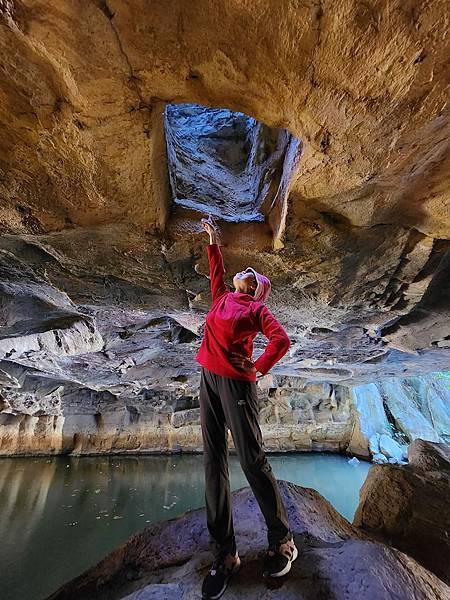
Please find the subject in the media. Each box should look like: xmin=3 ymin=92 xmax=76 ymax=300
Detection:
xmin=0 ymin=452 xmax=371 ymax=600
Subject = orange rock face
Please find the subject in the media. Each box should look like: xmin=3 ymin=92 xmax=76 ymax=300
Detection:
xmin=0 ymin=1 xmax=448 ymax=235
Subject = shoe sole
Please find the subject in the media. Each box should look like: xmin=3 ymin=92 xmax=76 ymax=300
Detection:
xmin=202 ymin=559 xmax=241 ymax=600
xmin=265 ymin=545 xmax=298 ymax=578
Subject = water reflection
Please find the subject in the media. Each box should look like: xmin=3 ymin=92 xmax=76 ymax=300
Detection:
xmin=0 ymin=453 xmax=370 ymax=600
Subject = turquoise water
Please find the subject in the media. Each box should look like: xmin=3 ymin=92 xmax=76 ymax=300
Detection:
xmin=0 ymin=452 xmax=371 ymax=600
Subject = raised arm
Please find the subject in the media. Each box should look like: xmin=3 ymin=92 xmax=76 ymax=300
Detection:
xmin=253 ymin=304 xmax=291 ymax=375
xmin=201 ymin=215 xmax=228 ymax=302
xmin=206 ymin=243 xmax=228 ymax=301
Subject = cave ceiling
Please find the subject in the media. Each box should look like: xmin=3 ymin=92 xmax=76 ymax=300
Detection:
xmin=0 ymin=0 xmax=449 ymax=391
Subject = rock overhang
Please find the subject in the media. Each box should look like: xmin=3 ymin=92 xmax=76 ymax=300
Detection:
xmin=0 ymin=1 xmax=449 ymax=454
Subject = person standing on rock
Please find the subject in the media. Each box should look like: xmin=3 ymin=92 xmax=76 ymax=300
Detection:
xmin=196 ymin=214 xmax=297 ymax=600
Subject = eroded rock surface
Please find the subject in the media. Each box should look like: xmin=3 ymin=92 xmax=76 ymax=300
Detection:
xmin=0 ymin=223 xmax=448 ymax=457
xmin=165 ymin=104 xmax=301 ymax=226
xmin=353 ymin=439 xmax=450 ymax=584
xmin=1 ymin=1 xmax=449 ymax=235
xmin=47 ymin=479 xmax=450 ymax=600
xmin=0 ymin=2 xmax=449 ymax=455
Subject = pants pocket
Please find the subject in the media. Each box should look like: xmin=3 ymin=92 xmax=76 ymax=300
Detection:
xmin=236 ymin=381 xmax=258 ymax=408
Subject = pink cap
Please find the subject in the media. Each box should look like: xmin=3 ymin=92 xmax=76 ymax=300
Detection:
xmin=245 ymin=267 xmax=272 ymax=303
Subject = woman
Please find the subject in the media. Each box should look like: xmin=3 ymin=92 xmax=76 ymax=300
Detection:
xmin=196 ymin=214 xmax=297 ymax=600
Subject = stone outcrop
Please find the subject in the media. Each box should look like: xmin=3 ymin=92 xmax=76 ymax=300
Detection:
xmin=1 ymin=325 xmax=447 ymax=457
xmin=347 ymin=382 xmax=393 ymax=458
xmin=381 ymin=378 xmax=441 ymax=442
xmin=347 ymin=377 xmax=450 ymax=461
xmin=413 ymin=374 xmax=450 ymax=443
xmin=47 ymin=478 xmax=450 ymax=600
xmin=353 ymin=439 xmax=450 ymax=584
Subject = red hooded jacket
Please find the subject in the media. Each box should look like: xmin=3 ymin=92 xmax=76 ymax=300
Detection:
xmin=195 ymin=243 xmax=291 ymax=381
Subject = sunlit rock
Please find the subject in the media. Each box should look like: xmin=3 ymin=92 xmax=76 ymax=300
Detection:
xmin=165 ymin=104 xmax=301 ymax=224
xmin=379 ymin=434 xmax=405 ymax=462
xmin=381 ymin=378 xmax=440 ymax=443
xmin=373 ymin=453 xmax=388 ymax=464
xmin=347 ymin=383 xmax=391 ymax=458
xmin=0 ymin=1 xmax=449 ymax=457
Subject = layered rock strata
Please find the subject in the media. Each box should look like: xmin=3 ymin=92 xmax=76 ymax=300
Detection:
xmin=0 ymin=1 xmax=449 ymax=456
xmin=0 ymin=224 xmax=448 ymax=457
xmin=1 ymin=329 xmax=448 ymax=458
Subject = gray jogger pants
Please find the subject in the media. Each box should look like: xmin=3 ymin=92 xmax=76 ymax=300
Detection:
xmin=199 ymin=365 xmax=292 ymax=560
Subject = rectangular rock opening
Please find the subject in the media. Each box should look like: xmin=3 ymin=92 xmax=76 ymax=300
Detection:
xmin=164 ymin=103 xmax=302 ymax=246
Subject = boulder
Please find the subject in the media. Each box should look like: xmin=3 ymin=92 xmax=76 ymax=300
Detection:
xmin=47 ymin=480 xmax=449 ymax=600
xmin=347 ymin=383 xmax=391 ymax=457
xmin=373 ymin=453 xmax=388 ymax=464
xmin=414 ymin=375 xmax=450 ymax=443
xmin=407 ymin=438 xmax=450 ymax=473
xmin=353 ymin=439 xmax=450 ymax=584
xmin=369 ymin=433 xmax=380 ymax=454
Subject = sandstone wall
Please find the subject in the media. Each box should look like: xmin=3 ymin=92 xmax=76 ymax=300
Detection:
xmin=1 ymin=1 xmax=448 ymax=236
xmin=1 ymin=352 xmax=448 ymax=459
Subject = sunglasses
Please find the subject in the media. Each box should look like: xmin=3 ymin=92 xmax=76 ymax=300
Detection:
xmin=243 ymin=268 xmax=257 ymax=285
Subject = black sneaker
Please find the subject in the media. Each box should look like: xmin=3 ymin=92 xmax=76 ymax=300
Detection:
xmin=202 ymin=551 xmax=241 ymax=599
xmin=263 ymin=537 xmax=298 ymax=577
